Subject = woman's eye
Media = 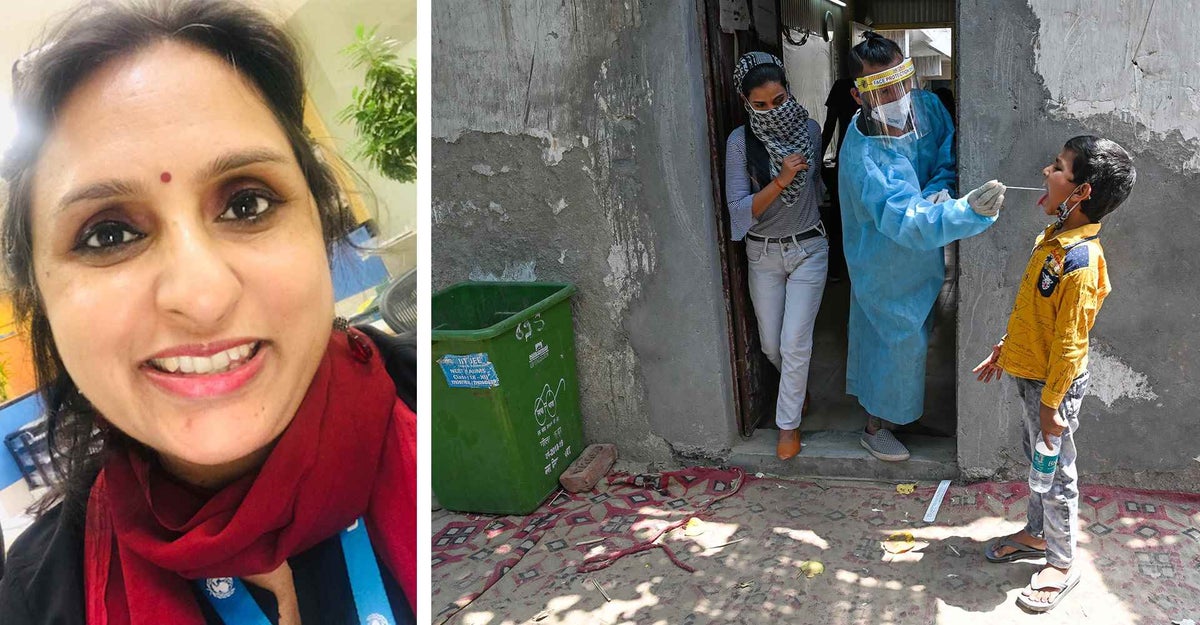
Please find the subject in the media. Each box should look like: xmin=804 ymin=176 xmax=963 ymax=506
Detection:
xmin=220 ymin=190 xmax=276 ymax=222
xmin=81 ymin=221 xmax=142 ymax=250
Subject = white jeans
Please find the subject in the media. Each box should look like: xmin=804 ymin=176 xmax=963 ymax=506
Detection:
xmin=746 ymin=233 xmax=829 ymax=430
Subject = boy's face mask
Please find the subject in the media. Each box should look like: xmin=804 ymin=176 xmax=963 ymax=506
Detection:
xmin=1054 ymin=185 xmax=1084 ymax=228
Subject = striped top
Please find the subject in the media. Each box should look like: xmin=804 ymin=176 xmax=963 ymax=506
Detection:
xmin=724 ymin=120 xmax=823 ymax=240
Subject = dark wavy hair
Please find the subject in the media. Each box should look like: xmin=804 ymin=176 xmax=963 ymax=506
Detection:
xmin=1 ymin=0 xmax=357 ymax=517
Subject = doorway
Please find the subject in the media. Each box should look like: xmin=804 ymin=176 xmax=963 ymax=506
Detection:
xmin=700 ymin=0 xmax=959 ymax=461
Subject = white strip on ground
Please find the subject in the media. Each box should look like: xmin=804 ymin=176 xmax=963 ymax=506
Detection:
xmin=923 ymin=479 xmax=952 ymax=523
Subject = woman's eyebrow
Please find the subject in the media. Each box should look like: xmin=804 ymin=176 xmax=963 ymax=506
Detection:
xmin=55 ymin=148 xmax=290 ymax=215
xmin=57 ymin=179 xmax=143 ymax=214
xmin=197 ymin=147 xmax=290 ymax=182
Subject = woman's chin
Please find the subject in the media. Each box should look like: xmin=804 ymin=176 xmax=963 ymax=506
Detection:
xmin=155 ymin=429 xmax=278 ymax=482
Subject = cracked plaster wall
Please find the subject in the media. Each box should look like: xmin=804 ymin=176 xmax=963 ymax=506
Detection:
xmin=431 ymin=0 xmax=737 ymax=463
xmin=958 ymin=0 xmax=1200 ymax=489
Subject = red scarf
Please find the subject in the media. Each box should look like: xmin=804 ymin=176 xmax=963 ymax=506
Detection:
xmin=83 ymin=329 xmax=416 ymax=624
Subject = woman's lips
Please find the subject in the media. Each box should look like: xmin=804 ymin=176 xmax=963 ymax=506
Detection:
xmin=142 ymin=342 xmax=267 ymax=399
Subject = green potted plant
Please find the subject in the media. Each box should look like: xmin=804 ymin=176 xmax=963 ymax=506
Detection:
xmin=340 ymin=25 xmax=417 ymax=184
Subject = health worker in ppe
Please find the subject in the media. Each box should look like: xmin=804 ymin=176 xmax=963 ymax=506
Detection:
xmin=838 ymin=32 xmax=1006 ymax=461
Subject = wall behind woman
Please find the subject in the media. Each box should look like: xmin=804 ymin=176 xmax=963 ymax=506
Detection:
xmin=957 ymin=0 xmax=1200 ymax=491
xmin=431 ymin=0 xmax=738 ymax=464
xmin=288 ymin=0 xmax=418 ymax=248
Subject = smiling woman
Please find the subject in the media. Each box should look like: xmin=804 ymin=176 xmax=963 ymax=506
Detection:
xmin=0 ymin=2 xmax=416 ymax=624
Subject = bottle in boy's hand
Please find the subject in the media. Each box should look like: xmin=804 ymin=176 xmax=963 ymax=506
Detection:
xmin=1029 ymin=439 xmax=1059 ymax=494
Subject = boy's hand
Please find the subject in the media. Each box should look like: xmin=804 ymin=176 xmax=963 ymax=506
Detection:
xmin=972 ymin=340 xmax=1004 ymax=383
xmin=1039 ymin=402 xmax=1068 ymax=450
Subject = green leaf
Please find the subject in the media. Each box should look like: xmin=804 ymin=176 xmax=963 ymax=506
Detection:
xmin=339 ymin=24 xmax=418 ymax=183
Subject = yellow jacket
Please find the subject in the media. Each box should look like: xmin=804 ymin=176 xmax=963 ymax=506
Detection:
xmin=998 ymin=223 xmax=1109 ymax=407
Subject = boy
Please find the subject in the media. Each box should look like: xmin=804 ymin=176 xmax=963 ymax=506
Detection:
xmin=974 ymin=136 xmax=1136 ymax=612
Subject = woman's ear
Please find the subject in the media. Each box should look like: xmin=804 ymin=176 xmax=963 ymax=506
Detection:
xmin=851 ymin=87 xmax=863 ymax=107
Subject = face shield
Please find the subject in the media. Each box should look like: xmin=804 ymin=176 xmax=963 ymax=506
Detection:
xmin=855 ymin=58 xmax=925 ymax=144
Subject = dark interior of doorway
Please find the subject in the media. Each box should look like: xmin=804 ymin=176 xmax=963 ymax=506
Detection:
xmin=702 ymin=0 xmax=959 ymax=443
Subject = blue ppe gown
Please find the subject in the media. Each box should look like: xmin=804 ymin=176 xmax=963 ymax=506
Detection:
xmin=837 ymin=90 xmax=997 ymax=424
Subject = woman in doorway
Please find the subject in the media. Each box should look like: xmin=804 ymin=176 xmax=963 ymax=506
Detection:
xmin=724 ymin=52 xmax=828 ymax=461
xmin=0 ymin=2 xmax=416 ymax=623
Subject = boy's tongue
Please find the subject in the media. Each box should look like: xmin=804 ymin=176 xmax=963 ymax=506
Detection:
xmin=1037 ymin=192 xmax=1048 ymax=206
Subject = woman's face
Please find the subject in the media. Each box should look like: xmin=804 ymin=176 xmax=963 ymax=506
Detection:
xmin=29 ymin=42 xmax=334 ymax=481
xmin=744 ymin=81 xmax=788 ymax=111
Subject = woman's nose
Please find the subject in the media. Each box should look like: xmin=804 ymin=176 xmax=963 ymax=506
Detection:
xmin=154 ymin=225 xmax=242 ymax=331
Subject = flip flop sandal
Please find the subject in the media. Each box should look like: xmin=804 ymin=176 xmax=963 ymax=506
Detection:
xmin=985 ymin=537 xmax=1046 ymax=563
xmin=1016 ymin=569 xmax=1081 ymax=612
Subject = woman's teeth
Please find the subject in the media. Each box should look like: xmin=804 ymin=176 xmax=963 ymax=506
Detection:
xmin=150 ymin=343 xmax=257 ymax=374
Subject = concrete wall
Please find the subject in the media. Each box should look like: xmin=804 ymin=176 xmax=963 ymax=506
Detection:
xmin=957 ymin=0 xmax=1200 ymax=490
xmin=431 ymin=0 xmax=737 ymax=463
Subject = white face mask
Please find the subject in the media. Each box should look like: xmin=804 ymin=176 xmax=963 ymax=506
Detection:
xmin=870 ymin=92 xmax=913 ymax=130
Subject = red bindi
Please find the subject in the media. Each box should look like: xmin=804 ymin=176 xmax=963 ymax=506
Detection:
xmin=160 ymin=171 xmax=172 ymax=183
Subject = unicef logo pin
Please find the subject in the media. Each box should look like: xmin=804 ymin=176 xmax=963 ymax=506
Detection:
xmin=366 ymin=614 xmax=391 ymax=625
xmin=206 ymin=577 xmax=236 ymax=600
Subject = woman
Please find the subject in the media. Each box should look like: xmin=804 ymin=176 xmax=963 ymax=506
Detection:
xmin=0 ymin=2 xmax=416 ymax=623
xmin=724 ymin=52 xmax=828 ymax=461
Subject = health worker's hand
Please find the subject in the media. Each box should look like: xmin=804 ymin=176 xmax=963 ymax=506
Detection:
xmin=966 ymin=180 xmax=1006 ymax=217
xmin=925 ymin=189 xmax=951 ymax=204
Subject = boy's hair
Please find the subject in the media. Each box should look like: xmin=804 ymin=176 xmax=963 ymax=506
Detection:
xmin=1065 ymin=136 xmax=1137 ymax=222
xmin=848 ymin=32 xmax=903 ymax=79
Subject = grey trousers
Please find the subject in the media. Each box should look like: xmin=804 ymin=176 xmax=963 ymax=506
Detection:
xmin=746 ymin=235 xmax=829 ymax=430
xmin=1015 ymin=371 xmax=1089 ymax=568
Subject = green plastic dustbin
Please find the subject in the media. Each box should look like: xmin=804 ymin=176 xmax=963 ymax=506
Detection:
xmin=431 ymin=282 xmax=584 ymax=515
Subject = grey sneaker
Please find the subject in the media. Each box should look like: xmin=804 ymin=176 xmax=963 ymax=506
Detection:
xmin=861 ymin=427 xmax=910 ymax=461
